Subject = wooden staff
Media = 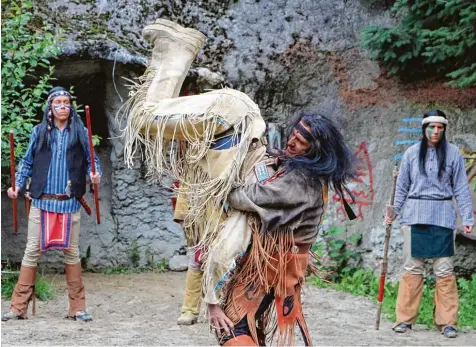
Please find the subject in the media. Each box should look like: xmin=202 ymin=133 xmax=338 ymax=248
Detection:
xmin=375 ymin=164 xmax=399 ymax=330
xmin=32 ymin=294 xmax=36 ymax=316
xmin=85 ymin=106 xmax=100 ymax=224
xmin=9 ymin=131 xmax=18 ymax=233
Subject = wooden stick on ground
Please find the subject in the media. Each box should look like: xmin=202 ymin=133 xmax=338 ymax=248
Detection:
xmin=375 ymin=164 xmax=399 ymax=330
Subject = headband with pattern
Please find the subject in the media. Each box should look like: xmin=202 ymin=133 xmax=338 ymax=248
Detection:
xmin=47 ymin=90 xmax=73 ymax=103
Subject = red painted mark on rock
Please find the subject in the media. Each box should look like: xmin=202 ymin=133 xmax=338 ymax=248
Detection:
xmin=332 ymin=141 xmax=374 ymax=220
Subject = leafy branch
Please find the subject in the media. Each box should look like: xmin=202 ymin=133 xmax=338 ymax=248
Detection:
xmin=1 ymin=1 xmax=61 ymax=170
xmin=360 ymin=0 xmax=476 ymax=88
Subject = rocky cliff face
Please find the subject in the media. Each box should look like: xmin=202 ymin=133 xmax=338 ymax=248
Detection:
xmin=2 ymin=0 xmax=475 ymax=277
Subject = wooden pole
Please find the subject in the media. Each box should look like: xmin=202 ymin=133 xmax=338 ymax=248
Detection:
xmin=85 ymin=106 xmax=100 ymax=224
xmin=375 ymin=164 xmax=399 ymax=330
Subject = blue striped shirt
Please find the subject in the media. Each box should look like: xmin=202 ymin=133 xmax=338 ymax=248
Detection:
xmin=394 ymin=142 xmax=474 ymax=229
xmin=15 ymin=125 xmax=102 ymax=213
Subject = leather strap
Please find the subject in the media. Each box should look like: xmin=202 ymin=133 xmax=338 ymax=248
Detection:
xmin=39 ymin=194 xmax=73 ymax=201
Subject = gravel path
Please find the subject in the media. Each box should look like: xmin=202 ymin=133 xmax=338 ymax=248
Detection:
xmin=2 ymin=272 xmax=475 ymax=346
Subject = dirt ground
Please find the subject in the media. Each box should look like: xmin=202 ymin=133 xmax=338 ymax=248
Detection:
xmin=1 ymin=271 xmax=475 ymax=346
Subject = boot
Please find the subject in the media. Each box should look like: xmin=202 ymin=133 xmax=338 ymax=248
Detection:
xmin=434 ymin=275 xmax=458 ymax=332
xmin=142 ymin=18 xmax=206 ymax=107
xmin=177 ymin=269 xmax=203 ymax=325
xmin=65 ymin=263 xmax=91 ymax=322
xmin=393 ymin=273 xmax=424 ymax=329
xmin=2 ymin=266 xmax=37 ymax=321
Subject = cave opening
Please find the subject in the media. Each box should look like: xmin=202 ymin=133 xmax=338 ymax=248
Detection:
xmin=52 ymin=59 xmax=114 ymax=149
xmin=51 ymin=58 xmax=202 ymax=150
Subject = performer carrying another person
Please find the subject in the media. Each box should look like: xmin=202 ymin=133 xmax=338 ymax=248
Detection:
xmin=119 ymin=18 xmax=357 ymax=345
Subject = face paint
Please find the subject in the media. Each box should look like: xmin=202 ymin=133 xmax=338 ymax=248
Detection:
xmin=426 ymin=123 xmax=445 ymax=145
xmin=427 ymin=125 xmax=435 ymax=139
xmin=438 ymin=129 xmax=444 ymax=140
xmin=53 ymin=105 xmax=72 ymax=111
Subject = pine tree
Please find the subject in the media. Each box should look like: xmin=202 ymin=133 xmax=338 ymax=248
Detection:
xmin=360 ymin=0 xmax=476 ymax=88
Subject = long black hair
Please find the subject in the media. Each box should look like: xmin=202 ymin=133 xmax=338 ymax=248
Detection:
xmin=284 ymin=112 xmax=357 ymax=194
xmin=37 ymin=86 xmax=87 ymax=151
xmin=418 ymin=109 xmax=447 ymax=179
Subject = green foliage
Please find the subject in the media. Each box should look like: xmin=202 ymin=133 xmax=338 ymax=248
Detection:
xmin=80 ymin=245 xmax=92 ymax=270
xmin=102 ymin=245 xmax=169 ymax=274
xmin=313 ymin=227 xmax=363 ymax=281
xmin=33 ymin=277 xmax=55 ymax=301
xmin=144 ymin=247 xmax=169 ymax=272
xmin=457 ymin=275 xmax=476 ymax=328
xmin=102 ymin=258 xmax=169 ymax=275
xmin=129 ymin=240 xmax=141 ymax=268
xmin=92 ymin=135 xmax=102 ymax=147
xmin=1 ymin=1 xmax=61 ymax=169
xmin=1 ymin=269 xmax=54 ymax=301
xmin=311 ymin=271 xmax=476 ymax=329
xmin=156 ymin=258 xmax=168 ymax=273
xmin=103 ymin=265 xmax=130 ymax=275
xmin=360 ymin=0 xmax=476 ymax=88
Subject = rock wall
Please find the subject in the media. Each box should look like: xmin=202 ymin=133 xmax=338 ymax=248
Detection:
xmin=2 ymin=0 xmax=475 ymax=276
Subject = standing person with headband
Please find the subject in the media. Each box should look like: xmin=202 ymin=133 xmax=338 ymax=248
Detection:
xmin=385 ymin=110 xmax=474 ymax=338
xmin=2 ymin=86 xmax=102 ymax=322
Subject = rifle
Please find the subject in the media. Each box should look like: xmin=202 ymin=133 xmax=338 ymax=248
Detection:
xmin=375 ymin=164 xmax=398 ymax=330
xmin=85 ymin=105 xmax=100 ymax=224
xmin=9 ymin=131 xmax=18 ymax=233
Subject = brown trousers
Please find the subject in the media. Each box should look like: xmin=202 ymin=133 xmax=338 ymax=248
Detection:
xmin=395 ymin=227 xmax=458 ymax=331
